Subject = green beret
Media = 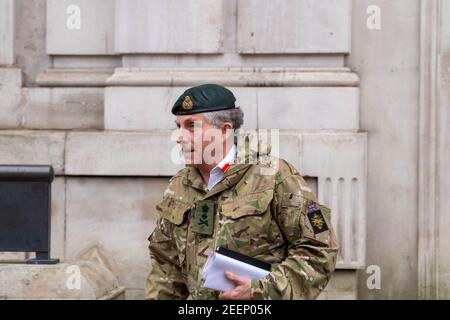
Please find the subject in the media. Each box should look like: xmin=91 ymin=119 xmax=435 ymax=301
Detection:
xmin=171 ymin=84 xmax=236 ymax=115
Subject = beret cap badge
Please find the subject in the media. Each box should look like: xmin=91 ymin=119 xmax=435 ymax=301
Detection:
xmin=182 ymin=96 xmax=194 ymax=110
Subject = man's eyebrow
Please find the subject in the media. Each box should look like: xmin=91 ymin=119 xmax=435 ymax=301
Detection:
xmin=175 ymin=118 xmax=196 ymax=125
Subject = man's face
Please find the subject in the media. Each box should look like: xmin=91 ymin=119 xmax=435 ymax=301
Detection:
xmin=175 ymin=113 xmax=231 ymax=166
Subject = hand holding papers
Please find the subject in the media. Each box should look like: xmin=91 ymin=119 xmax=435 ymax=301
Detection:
xmin=202 ymin=247 xmax=271 ymax=292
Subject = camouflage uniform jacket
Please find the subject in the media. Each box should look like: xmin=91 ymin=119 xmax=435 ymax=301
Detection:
xmin=146 ymin=155 xmax=339 ymax=300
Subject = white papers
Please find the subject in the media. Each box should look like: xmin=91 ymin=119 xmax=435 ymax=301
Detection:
xmin=202 ymin=251 xmax=270 ymax=292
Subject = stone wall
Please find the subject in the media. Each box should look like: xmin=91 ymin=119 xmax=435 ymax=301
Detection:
xmin=1 ymin=0 xmax=448 ymax=299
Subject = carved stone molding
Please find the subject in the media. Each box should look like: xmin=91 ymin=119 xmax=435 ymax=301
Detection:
xmin=418 ymin=0 xmax=440 ymax=300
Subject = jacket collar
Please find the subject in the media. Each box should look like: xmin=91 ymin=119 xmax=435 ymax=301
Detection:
xmin=181 ymin=135 xmax=271 ymax=199
xmin=182 ymin=162 xmax=252 ymax=198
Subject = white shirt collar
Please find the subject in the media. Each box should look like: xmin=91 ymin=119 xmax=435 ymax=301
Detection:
xmin=207 ymin=144 xmax=237 ymax=190
xmin=215 ymin=144 xmax=236 ymax=172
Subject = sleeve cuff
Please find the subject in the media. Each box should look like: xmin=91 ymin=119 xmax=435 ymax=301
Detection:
xmin=250 ymin=279 xmax=265 ymax=300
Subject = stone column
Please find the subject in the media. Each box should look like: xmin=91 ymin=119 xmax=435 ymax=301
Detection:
xmin=0 ymin=0 xmax=14 ymax=65
xmin=418 ymin=0 xmax=450 ymax=299
xmin=0 ymin=0 xmax=22 ymax=129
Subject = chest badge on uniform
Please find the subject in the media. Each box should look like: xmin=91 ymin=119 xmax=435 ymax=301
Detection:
xmin=192 ymin=200 xmax=215 ymax=236
xmin=306 ymin=202 xmax=329 ymax=234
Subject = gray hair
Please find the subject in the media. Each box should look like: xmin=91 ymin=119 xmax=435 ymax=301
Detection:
xmin=203 ymin=107 xmax=244 ymax=129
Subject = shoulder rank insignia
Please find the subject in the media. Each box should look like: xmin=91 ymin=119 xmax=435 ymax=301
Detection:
xmin=306 ymin=202 xmax=329 ymax=234
xmin=182 ymin=96 xmax=193 ymax=110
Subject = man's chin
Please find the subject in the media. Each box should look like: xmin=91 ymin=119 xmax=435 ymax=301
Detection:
xmin=184 ymin=158 xmax=205 ymax=167
xmin=183 ymin=155 xmax=199 ymax=167
xmin=182 ymin=151 xmax=202 ymax=166
xmin=185 ymin=163 xmax=198 ymax=168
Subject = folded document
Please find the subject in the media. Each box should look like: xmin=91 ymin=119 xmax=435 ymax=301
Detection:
xmin=202 ymin=247 xmax=271 ymax=292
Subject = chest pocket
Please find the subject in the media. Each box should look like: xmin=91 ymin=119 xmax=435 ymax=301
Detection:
xmin=219 ymin=190 xmax=281 ymax=256
xmin=220 ymin=189 xmax=273 ymax=219
xmin=156 ymin=196 xmax=192 ymax=266
xmin=157 ymin=196 xmax=191 ymax=225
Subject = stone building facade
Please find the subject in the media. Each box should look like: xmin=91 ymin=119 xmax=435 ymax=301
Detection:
xmin=0 ymin=0 xmax=449 ymax=299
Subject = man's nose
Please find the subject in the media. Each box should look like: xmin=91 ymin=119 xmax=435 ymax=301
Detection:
xmin=176 ymin=129 xmax=184 ymax=144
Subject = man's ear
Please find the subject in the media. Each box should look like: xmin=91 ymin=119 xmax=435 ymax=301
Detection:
xmin=221 ymin=123 xmax=234 ymax=142
xmin=221 ymin=122 xmax=233 ymax=133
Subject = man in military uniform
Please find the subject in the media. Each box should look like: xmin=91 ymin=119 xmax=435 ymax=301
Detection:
xmin=145 ymin=84 xmax=339 ymax=300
